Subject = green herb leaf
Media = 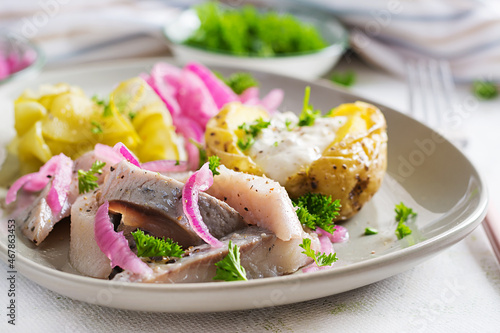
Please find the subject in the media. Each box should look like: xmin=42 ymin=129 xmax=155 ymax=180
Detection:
xmin=237 ymin=117 xmax=270 ymax=151
xmin=92 ymin=95 xmax=112 ymax=117
xmin=208 ymin=155 xmax=221 ymax=175
xmin=78 ymin=160 xmax=106 ymax=194
xmin=330 ymin=70 xmax=357 ymax=87
xmin=285 ymin=118 xmax=293 ymax=131
xmin=91 ymin=121 xmax=103 ymax=134
xmin=394 ymin=202 xmax=416 ymax=239
xmin=364 ymin=227 xmax=378 ymax=235
xmin=190 ymin=139 xmax=208 ymax=168
xmin=225 ymin=72 xmax=259 ymax=95
xmin=292 ymin=193 xmax=341 ymax=234
xmin=472 ymin=80 xmax=498 ymax=100
xmin=298 ymin=86 xmax=321 ymax=126
xmin=299 ymin=238 xmax=338 ymax=267
xmin=132 ymin=229 xmax=184 ymax=258
xmin=213 ymin=241 xmax=248 ymax=281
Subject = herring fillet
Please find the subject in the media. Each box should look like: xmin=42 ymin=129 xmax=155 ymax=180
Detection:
xmin=98 ymin=161 xmax=247 ymax=247
xmin=113 ymin=227 xmax=318 ymax=283
xmin=16 ymin=152 xmax=104 ymax=245
xmin=206 ymin=165 xmax=304 ymax=241
xmin=69 ymin=193 xmax=112 ymax=278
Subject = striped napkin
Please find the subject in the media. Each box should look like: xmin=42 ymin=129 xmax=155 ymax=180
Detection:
xmin=292 ymin=0 xmax=500 ymax=83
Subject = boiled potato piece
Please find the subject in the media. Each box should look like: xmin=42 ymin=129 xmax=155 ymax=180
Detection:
xmin=11 ymin=78 xmax=183 ymax=173
xmin=205 ymin=101 xmax=388 ymax=220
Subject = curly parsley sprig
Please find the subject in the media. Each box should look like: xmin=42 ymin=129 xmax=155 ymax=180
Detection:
xmin=78 ymin=160 xmax=106 ymax=194
xmin=300 ymin=238 xmax=338 ymax=267
xmin=292 ymin=193 xmax=341 ymax=234
xmin=132 ymin=229 xmax=184 ymax=258
xmin=213 ymin=241 xmax=248 ymax=281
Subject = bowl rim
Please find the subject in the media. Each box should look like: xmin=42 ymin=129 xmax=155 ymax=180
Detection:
xmin=163 ymin=5 xmax=350 ymax=59
xmin=0 ymin=32 xmax=46 ymax=85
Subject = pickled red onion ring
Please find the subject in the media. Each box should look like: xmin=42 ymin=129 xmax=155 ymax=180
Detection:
xmin=182 ymin=163 xmax=223 ymax=247
xmin=94 ymin=201 xmax=153 ymax=276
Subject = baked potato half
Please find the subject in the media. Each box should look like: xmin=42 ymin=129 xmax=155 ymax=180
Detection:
xmin=205 ymin=101 xmax=387 ymax=219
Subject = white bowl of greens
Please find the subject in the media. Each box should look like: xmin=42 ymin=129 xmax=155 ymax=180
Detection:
xmin=163 ymin=2 xmax=349 ymax=80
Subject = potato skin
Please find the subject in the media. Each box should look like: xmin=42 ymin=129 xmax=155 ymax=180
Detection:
xmin=285 ymin=102 xmax=387 ymax=219
xmin=205 ymin=101 xmax=388 ymax=220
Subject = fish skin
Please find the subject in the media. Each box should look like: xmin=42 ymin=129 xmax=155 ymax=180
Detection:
xmin=16 ymin=152 xmax=103 ymax=245
xmin=113 ymin=226 xmax=319 ymax=283
xmin=97 ymin=161 xmax=247 ymax=248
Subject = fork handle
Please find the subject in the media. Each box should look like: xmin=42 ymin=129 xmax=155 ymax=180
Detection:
xmin=483 ymin=205 xmax=500 ymax=264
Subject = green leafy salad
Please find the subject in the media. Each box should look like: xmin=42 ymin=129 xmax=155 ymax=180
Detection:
xmin=185 ymin=1 xmax=328 ymax=56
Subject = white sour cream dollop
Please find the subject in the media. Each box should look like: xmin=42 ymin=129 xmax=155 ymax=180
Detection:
xmin=248 ymin=112 xmax=347 ymax=184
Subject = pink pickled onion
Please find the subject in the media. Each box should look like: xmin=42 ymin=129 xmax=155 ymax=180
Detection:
xmin=95 ymin=142 xmax=189 ymax=172
xmin=141 ymin=160 xmax=188 ymax=173
xmin=6 ymin=154 xmax=73 ymax=214
xmin=317 ymin=226 xmax=349 ymax=243
xmin=185 ymin=62 xmax=239 ymax=109
xmin=140 ymin=62 xmax=182 ymax=117
xmin=260 ymin=89 xmax=284 ymax=113
xmin=113 ymin=143 xmax=140 ymax=168
xmin=94 ymin=143 xmax=124 ymax=165
xmin=174 ymin=116 xmax=204 ymax=171
xmin=181 ymin=163 xmax=223 ymax=247
xmin=95 ymin=201 xmax=153 ymax=276
xmin=177 ymin=68 xmax=219 ymax=129
xmin=46 ymin=154 xmax=73 ymax=214
xmin=239 ymin=86 xmax=260 ymax=103
xmin=6 ymin=174 xmax=35 ymax=204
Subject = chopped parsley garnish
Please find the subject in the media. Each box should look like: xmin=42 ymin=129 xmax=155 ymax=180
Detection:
xmin=213 ymin=241 xmax=248 ymax=281
xmin=208 ymin=155 xmax=221 ymax=175
xmin=292 ymin=193 xmax=341 ymax=234
xmin=472 ymin=80 xmax=498 ymax=100
xmin=298 ymin=86 xmax=321 ymax=126
xmin=132 ymin=229 xmax=184 ymax=258
xmin=92 ymin=95 xmax=112 ymax=117
xmin=237 ymin=137 xmax=255 ymax=151
xmin=91 ymin=121 xmax=103 ymax=134
xmin=128 ymin=112 xmax=137 ymax=120
xmin=285 ymin=118 xmax=293 ymax=131
xmin=364 ymin=227 xmax=378 ymax=235
xmin=300 ymin=238 xmax=338 ymax=267
xmin=330 ymin=70 xmax=357 ymax=87
xmin=78 ymin=160 xmax=106 ymax=194
xmin=394 ymin=202 xmax=417 ymax=239
xmin=237 ymin=117 xmax=270 ymax=151
xmin=223 ymin=72 xmax=259 ymax=95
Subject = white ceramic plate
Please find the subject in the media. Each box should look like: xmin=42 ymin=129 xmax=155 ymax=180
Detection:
xmin=0 ymin=59 xmax=488 ymax=313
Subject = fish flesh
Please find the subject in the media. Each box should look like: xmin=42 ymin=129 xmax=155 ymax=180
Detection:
xmin=97 ymin=161 xmax=247 ymax=248
xmin=69 ymin=192 xmax=112 ymax=278
xmin=206 ymin=165 xmax=304 ymax=241
xmin=113 ymin=226 xmax=319 ymax=283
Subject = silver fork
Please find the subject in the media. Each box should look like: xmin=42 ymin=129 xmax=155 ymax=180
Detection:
xmin=406 ymin=58 xmax=499 ymax=264
xmin=406 ymin=58 xmax=466 ymax=147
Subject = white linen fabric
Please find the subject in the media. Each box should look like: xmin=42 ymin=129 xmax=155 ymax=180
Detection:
xmin=292 ymin=0 xmax=500 ymax=82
